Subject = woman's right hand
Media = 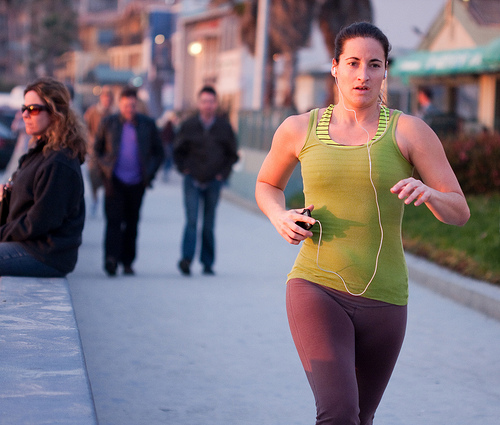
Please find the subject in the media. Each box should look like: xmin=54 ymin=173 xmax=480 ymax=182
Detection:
xmin=254 ymin=112 xmax=314 ymax=244
xmin=271 ymin=204 xmax=315 ymax=245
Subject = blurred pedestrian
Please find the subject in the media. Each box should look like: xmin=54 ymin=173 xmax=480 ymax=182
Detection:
xmin=0 ymin=77 xmax=87 ymax=277
xmin=157 ymin=110 xmax=179 ymax=181
xmin=173 ymin=86 xmax=238 ymax=276
xmin=417 ymin=86 xmax=440 ymax=124
xmin=417 ymin=87 xmax=459 ymax=137
xmin=255 ymin=22 xmax=469 ymax=425
xmin=83 ymin=85 xmax=114 ymax=216
xmin=94 ymin=86 xmax=164 ymax=276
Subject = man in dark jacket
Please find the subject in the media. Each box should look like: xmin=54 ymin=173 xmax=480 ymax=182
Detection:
xmin=94 ymin=86 xmax=164 ymax=276
xmin=173 ymin=86 xmax=238 ymax=276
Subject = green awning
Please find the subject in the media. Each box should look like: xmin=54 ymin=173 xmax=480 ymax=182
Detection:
xmin=391 ymin=37 xmax=500 ymax=81
xmin=85 ymin=64 xmax=137 ymax=85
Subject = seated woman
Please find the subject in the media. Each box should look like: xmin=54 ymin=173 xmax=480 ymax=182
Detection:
xmin=0 ymin=77 xmax=87 ymax=277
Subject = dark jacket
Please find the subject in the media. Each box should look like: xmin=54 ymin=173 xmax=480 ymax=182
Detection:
xmin=173 ymin=115 xmax=239 ymax=183
xmin=0 ymin=139 xmax=85 ymax=274
xmin=94 ymin=113 xmax=164 ymax=188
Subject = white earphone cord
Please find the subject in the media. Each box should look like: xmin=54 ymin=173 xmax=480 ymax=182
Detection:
xmin=314 ymin=75 xmax=387 ymax=297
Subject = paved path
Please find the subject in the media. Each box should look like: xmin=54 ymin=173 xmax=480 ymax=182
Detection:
xmin=68 ymin=174 xmax=500 ymax=425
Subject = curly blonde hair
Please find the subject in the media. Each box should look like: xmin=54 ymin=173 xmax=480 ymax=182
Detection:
xmin=24 ymin=77 xmax=87 ymax=163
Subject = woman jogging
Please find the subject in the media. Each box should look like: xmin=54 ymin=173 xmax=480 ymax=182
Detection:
xmin=255 ymin=22 xmax=469 ymax=425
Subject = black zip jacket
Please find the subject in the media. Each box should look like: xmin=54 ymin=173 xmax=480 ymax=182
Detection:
xmin=0 ymin=139 xmax=85 ymax=275
xmin=173 ymin=115 xmax=239 ymax=183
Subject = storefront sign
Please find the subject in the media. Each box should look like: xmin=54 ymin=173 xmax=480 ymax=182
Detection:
xmin=391 ymin=37 xmax=500 ymax=80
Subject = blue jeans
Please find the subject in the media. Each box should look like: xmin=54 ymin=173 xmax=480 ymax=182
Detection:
xmin=0 ymin=242 xmax=65 ymax=277
xmin=181 ymin=175 xmax=222 ymax=268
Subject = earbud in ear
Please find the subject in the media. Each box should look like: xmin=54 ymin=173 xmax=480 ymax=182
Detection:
xmin=333 ymin=68 xmax=337 ymax=77
xmin=384 ymin=69 xmax=387 ymax=79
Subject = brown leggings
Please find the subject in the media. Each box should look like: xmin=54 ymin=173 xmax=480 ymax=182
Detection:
xmin=286 ymin=278 xmax=407 ymax=425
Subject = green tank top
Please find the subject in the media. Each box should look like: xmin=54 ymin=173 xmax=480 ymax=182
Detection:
xmin=287 ymin=106 xmax=413 ymax=305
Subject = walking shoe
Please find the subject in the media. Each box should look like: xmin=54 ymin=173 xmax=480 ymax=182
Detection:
xmin=203 ymin=266 xmax=215 ymax=276
xmin=105 ymin=257 xmax=117 ymax=276
xmin=178 ymin=259 xmax=191 ymax=276
xmin=123 ymin=265 xmax=135 ymax=275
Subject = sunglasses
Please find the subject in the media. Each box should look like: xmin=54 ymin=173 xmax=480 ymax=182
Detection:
xmin=21 ymin=104 xmax=48 ymax=116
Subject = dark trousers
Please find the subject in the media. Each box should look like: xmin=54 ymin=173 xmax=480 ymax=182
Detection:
xmin=181 ymin=175 xmax=222 ymax=268
xmin=104 ymin=176 xmax=145 ymax=267
xmin=286 ymin=278 xmax=407 ymax=425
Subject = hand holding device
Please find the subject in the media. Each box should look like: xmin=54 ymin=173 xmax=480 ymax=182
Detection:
xmin=295 ymin=208 xmax=314 ymax=230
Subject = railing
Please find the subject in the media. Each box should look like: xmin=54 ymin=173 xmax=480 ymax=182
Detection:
xmin=237 ymin=108 xmax=295 ymax=151
xmin=231 ymin=108 xmax=303 ymax=207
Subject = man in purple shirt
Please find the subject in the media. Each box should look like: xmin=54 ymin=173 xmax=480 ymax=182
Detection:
xmin=94 ymin=87 xmax=164 ymax=276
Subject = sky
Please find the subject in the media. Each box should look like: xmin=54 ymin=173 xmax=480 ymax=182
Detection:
xmin=372 ymin=0 xmax=448 ymax=50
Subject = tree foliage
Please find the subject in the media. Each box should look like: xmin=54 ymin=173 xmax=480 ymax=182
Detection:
xmin=317 ymin=0 xmax=373 ymax=105
xmin=31 ymin=0 xmax=78 ymax=76
xmin=234 ymin=0 xmax=373 ymax=108
xmin=240 ymin=0 xmax=315 ymax=55
xmin=7 ymin=0 xmax=78 ymax=78
xmin=317 ymin=0 xmax=372 ymax=57
xmin=239 ymin=0 xmax=317 ymax=107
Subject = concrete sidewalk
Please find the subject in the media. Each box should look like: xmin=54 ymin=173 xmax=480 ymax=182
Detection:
xmin=0 ymin=277 xmax=97 ymax=425
xmin=68 ymin=174 xmax=500 ymax=425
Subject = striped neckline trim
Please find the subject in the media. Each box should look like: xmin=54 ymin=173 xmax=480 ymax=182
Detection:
xmin=316 ymin=104 xmax=389 ymax=146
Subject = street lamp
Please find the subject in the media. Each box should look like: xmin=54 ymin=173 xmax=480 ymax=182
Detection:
xmin=155 ymin=34 xmax=166 ymax=45
xmin=252 ymin=0 xmax=270 ymax=109
xmin=188 ymin=41 xmax=203 ymax=56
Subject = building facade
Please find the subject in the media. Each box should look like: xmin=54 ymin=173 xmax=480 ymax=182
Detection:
xmin=391 ymin=0 xmax=500 ymax=133
xmin=173 ymin=4 xmax=249 ymax=126
xmin=54 ymin=0 xmax=176 ymax=116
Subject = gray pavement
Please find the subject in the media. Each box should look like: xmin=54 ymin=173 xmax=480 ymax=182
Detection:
xmin=68 ymin=173 xmax=500 ymax=425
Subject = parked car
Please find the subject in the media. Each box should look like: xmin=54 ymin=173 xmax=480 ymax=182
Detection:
xmin=0 ymin=107 xmax=16 ymax=128
xmin=0 ymin=121 xmax=17 ymax=170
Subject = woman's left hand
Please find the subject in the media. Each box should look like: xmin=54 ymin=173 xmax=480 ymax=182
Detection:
xmin=391 ymin=177 xmax=432 ymax=206
xmin=393 ymin=115 xmax=470 ymax=226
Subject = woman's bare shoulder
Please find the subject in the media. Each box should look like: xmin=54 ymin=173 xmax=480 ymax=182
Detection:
xmin=396 ymin=111 xmax=433 ymax=135
xmin=395 ymin=111 xmax=445 ymax=162
xmin=272 ymin=110 xmax=313 ymax=149
xmin=279 ymin=110 xmax=314 ymax=132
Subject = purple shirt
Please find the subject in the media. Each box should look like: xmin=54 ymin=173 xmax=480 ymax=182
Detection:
xmin=114 ymin=121 xmax=142 ymax=184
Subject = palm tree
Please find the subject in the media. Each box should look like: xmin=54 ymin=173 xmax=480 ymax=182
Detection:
xmin=214 ymin=0 xmax=373 ymax=108
xmin=240 ymin=0 xmax=316 ymax=108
